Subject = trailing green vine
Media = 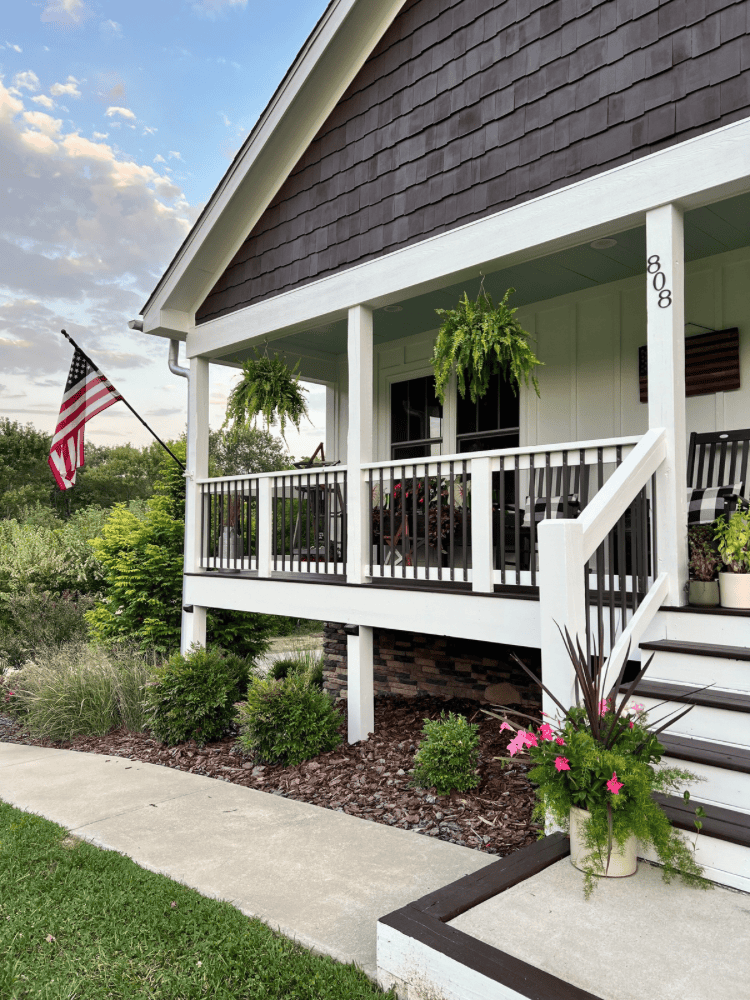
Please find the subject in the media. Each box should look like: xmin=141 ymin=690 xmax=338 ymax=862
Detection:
xmin=223 ymin=351 xmax=310 ymax=442
xmin=431 ymin=283 xmax=543 ymax=404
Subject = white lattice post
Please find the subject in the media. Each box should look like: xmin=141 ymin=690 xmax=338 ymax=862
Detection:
xmin=345 ymin=304 xmax=374 ymax=741
xmin=181 ymin=355 xmax=209 ymax=655
xmin=646 ymin=204 xmax=688 ymax=604
xmin=537 ymin=518 xmax=587 ymax=722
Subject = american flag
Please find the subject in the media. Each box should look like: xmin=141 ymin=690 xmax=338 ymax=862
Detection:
xmin=48 ymin=347 xmax=123 ymax=490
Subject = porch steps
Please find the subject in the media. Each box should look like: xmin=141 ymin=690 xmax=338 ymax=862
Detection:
xmin=640 ymin=639 xmax=750 ymax=690
xmin=626 ymin=631 xmax=750 ymax=891
xmin=648 ymin=607 xmax=750 ymax=648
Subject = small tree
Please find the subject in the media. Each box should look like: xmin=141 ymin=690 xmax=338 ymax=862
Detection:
xmin=209 ymin=425 xmax=292 ymax=476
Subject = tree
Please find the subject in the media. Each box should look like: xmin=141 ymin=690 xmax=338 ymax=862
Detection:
xmin=209 ymin=425 xmax=292 ymax=477
xmin=86 ymin=442 xmax=279 ymax=658
xmin=0 ymin=419 xmax=55 ymax=518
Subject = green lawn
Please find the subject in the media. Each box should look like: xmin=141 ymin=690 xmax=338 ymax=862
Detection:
xmin=0 ymin=801 xmax=394 ymax=1000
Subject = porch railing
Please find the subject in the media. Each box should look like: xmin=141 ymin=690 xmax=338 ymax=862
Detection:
xmin=363 ymin=436 xmax=643 ymax=588
xmin=198 ymin=468 xmax=347 ymax=575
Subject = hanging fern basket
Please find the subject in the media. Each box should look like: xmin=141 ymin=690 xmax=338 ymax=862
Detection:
xmin=431 ymin=284 xmax=543 ymax=404
xmin=222 ymin=350 xmax=310 ymax=442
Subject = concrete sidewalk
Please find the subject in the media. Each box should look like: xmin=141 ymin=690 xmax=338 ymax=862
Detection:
xmin=0 ymin=742 xmax=492 ymax=979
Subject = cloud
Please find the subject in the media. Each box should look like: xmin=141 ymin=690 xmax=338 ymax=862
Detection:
xmin=153 ymin=153 xmax=166 ymax=163
xmin=100 ymin=19 xmax=122 ymax=39
xmin=31 ymin=94 xmax=55 ymax=109
xmin=192 ymin=0 xmax=247 ymax=15
xmin=5 ymin=43 xmax=23 ymax=53
xmin=41 ymin=0 xmax=88 ymax=27
xmin=220 ymin=112 xmax=231 ymax=127
xmin=0 ymin=76 xmax=191 ymax=383
xmin=92 ymin=130 xmax=108 ymax=139
xmin=147 ymin=407 xmax=182 ymax=417
xmin=142 ymin=125 xmax=157 ymax=136
xmin=13 ymin=71 xmax=40 ymax=92
xmin=168 ymin=150 xmax=182 ymax=160
xmin=50 ymin=76 xmax=82 ymax=98
xmin=105 ymin=106 xmax=135 ymax=120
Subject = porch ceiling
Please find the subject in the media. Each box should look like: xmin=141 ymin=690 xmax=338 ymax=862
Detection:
xmin=226 ymin=191 xmax=750 ymax=364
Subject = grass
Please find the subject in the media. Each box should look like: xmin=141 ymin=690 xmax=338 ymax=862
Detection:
xmin=0 ymin=801 xmax=394 ymax=1000
xmin=5 ymin=643 xmax=156 ymax=742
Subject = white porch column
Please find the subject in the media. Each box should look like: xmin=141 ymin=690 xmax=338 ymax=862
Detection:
xmin=345 ymin=305 xmax=374 ymax=742
xmin=537 ymin=519 xmax=587 ymax=720
xmin=646 ymin=204 xmax=688 ymax=604
xmin=470 ymin=457 xmax=493 ymax=592
xmin=346 ymin=304 xmax=374 ymax=583
xmin=181 ymin=355 xmax=209 ymax=654
xmin=347 ymin=626 xmax=374 ymax=743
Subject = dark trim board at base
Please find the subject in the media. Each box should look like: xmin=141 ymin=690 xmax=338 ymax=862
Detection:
xmin=378 ymin=833 xmax=603 ymax=1000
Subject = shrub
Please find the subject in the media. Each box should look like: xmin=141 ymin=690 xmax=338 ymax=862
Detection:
xmin=0 ymin=590 xmax=96 ymax=667
xmin=3 ymin=643 xmax=155 ymax=740
xmin=236 ymin=674 xmax=342 ymax=765
xmin=267 ymin=647 xmax=324 ymax=688
xmin=144 ymin=645 xmax=252 ymax=747
xmin=412 ymin=711 xmax=480 ymax=796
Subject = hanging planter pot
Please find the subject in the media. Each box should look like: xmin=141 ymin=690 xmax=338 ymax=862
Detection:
xmin=223 ymin=350 xmax=310 ymax=442
xmin=430 ymin=281 xmax=543 ymax=405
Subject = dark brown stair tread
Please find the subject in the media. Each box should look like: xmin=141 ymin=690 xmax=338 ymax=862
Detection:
xmin=658 ymin=733 xmax=750 ymax=774
xmin=661 ymin=605 xmax=750 ymax=618
xmin=620 ymin=679 xmax=750 ymax=713
xmin=655 ymin=794 xmax=750 ymax=848
xmin=640 ymin=639 xmax=750 ymax=661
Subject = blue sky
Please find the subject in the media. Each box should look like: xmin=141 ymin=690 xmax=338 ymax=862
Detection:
xmin=0 ymin=0 xmax=329 ymax=456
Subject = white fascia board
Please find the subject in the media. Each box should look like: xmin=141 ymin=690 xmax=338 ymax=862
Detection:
xmin=141 ymin=0 xmax=406 ymax=329
xmin=143 ymin=308 xmax=191 ymax=341
xmin=187 ymin=116 xmax=750 ymax=360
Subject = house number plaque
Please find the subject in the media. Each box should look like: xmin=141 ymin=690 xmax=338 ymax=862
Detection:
xmin=647 ymin=254 xmax=672 ymax=308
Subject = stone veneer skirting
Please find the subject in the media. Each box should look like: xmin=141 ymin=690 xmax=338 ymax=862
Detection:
xmin=323 ymin=623 xmax=541 ymax=707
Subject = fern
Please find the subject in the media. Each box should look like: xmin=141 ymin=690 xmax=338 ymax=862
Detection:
xmin=431 ymin=284 xmax=543 ymax=405
xmin=223 ymin=352 xmax=310 ymax=442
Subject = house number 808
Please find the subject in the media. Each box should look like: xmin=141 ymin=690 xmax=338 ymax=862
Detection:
xmin=647 ymin=254 xmax=672 ymax=308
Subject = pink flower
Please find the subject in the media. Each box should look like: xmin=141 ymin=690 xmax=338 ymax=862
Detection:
xmin=555 ymin=737 xmax=565 ymax=746
xmin=598 ymin=699 xmax=609 ymax=716
xmin=523 ymin=731 xmax=538 ymax=747
xmin=538 ymin=724 xmax=554 ymax=741
xmin=554 ymin=757 xmax=570 ymax=772
xmin=606 ymin=772 xmax=624 ymax=795
xmin=506 ymin=734 xmax=526 ymax=757
xmin=499 ymin=722 xmax=513 ymax=732
xmin=629 ymin=721 xmax=634 ymax=729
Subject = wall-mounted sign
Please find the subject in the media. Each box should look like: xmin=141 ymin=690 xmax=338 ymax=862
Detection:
xmin=639 ymin=328 xmax=740 ymax=403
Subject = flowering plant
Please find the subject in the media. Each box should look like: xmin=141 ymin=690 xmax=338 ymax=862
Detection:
xmin=487 ymin=628 xmax=710 ymax=897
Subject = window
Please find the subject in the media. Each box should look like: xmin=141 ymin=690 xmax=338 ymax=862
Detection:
xmin=390 ymin=375 xmax=443 ymax=460
xmin=456 ymin=370 xmax=519 ymax=453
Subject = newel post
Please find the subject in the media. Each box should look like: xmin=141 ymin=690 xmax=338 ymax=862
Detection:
xmin=181 ymin=355 xmax=209 ymax=654
xmin=646 ymin=204 xmax=688 ymax=604
xmin=537 ymin=518 xmax=587 ymax=720
xmin=345 ymin=304 xmax=375 ymax=742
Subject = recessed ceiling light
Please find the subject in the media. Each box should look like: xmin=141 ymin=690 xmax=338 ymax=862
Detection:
xmin=590 ymin=238 xmax=617 ymax=249
xmin=383 ymin=305 xmax=403 ymax=313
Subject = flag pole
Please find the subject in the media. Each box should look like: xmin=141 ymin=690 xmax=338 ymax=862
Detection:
xmin=60 ymin=330 xmax=186 ymax=472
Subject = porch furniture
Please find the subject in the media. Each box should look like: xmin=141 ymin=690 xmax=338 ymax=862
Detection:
xmin=687 ymin=428 xmax=750 ymax=492
xmin=514 ymin=463 xmax=590 ymax=572
xmin=290 ymin=444 xmax=345 ymax=563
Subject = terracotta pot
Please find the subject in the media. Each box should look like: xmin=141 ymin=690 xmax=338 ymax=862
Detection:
xmin=569 ymin=806 xmax=637 ymax=878
xmin=718 ymin=572 xmax=750 ymax=609
xmin=688 ymin=580 xmax=720 ymax=607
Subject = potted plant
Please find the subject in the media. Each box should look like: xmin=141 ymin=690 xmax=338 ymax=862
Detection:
xmin=687 ymin=524 xmax=721 ymax=607
xmin=223 ymin=350 xmax=310 ymax=442
xmin=714 ymin=508 xmax=750 ymax=608
xmin=487 ymin=630 xmax=710 ymax=898
xmin=431 ymin=281 xmax=543 ymax=405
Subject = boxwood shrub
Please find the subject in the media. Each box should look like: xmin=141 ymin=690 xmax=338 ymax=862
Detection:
xmin=412 ymin=711 xmax=480 ymax=796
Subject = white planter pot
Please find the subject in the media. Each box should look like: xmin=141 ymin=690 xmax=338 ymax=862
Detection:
xmin=569 ymin=806 xmax=638 ymax=878
xmin=718 ymin=572 xmax=750 ymax=609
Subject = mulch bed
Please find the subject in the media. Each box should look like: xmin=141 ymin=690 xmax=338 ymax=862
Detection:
xmin=0 ymin=695 xmax=541 ymax=857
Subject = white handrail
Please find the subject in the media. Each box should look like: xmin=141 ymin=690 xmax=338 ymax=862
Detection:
xmin=196 ymin=466 xmax=348 ymax=486
xmin=578 ymin=428 xmax=667 ymax=562
xmin=361 ymin=434 xmax=642 ymax=472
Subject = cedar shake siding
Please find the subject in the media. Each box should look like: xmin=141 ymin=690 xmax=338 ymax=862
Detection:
xmin=197 ymin=0 xmax=750 ymax=324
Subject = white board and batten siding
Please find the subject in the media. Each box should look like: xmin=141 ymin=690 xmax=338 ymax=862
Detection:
xmin=322 ymin=244 xmax=750 ymax=463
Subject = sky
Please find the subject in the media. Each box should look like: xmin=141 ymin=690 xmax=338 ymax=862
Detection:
xmin=0 ymin=0 xmax=330 ymax=460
